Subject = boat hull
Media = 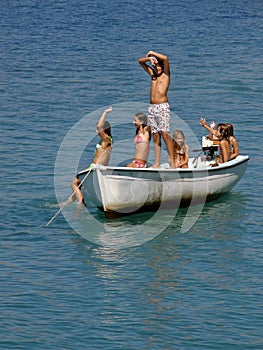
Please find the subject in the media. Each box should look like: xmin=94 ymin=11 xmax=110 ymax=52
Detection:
xmin=78 ymin=155 xmax=249 ymax=217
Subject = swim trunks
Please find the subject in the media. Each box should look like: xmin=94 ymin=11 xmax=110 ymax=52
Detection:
xmin=148 ymin=102 xmax=171 ymax=133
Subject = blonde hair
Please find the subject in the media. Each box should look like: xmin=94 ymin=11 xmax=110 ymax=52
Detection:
xmin=172 ymin=130 xmax=185 ymax=142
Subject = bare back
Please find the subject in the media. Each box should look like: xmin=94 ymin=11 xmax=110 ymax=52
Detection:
xmin=93 ymin=144 xmax=112 ymax=165
xmin=217 ymin=139 xmax=231 ymax=164
xmin=93 ymin=133 xmax=112 ymax=166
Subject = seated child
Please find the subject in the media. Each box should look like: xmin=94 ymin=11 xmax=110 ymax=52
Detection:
xmin=126 ymin=113 xmax=151 ymax=168
xmin=200 ymin=118 xmax=239 ymax=162
xmin=200 ymin=118 xmax=231 ymax=166
xmin=172 ymin=130 xmax=189 ymax=168
xmin=226 ymin=123 xmax=239 ymax=160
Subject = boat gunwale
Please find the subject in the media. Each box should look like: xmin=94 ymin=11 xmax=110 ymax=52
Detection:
xmin=77 ymin=155 xmax=249 ymax=177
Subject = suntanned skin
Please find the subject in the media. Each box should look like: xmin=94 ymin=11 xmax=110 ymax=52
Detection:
xmin=218 ymin=139 xmax=231 ymax=163
xmin=199 ymin=117 xmax=231 ymax=165
xmin=138 ymin=50 xmax=175 ymax=168
xmin=229 ymin=135 xmax=239 ymax=160
xmin=70 ymin=107 xmax=113 ymax=204
xmin=173 ymin=141 xmax=189 ymax=168
xmin=93 ymin=106 xmax=113 ymax=165
xmin=138 ymin=51 xmax=170 ymax=104
xmin=126 ymin=115 xmax=151 ymax=167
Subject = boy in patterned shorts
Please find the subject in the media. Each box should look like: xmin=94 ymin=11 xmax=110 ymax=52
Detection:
xmin=138 ymin=50 xmax=175 ymax=168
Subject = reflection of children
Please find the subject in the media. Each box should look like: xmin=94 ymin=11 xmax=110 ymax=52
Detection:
xmin=126 ymin=113 xmax=151 ymax=168
xmin=71 ymin=106 xmax=113 ymax=204
xmin=172 ymin=130 xmax=189 ymax=168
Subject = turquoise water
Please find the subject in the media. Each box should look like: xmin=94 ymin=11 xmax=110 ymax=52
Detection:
xmin=1 ymin=0 xmax=263 ymax=348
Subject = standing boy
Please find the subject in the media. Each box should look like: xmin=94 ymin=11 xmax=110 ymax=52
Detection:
xmin=138 ymin=50 xmax=175 ymax=168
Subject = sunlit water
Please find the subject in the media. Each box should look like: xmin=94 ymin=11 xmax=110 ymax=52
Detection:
xmin=1 ymin=0 xmax=262 ymax=348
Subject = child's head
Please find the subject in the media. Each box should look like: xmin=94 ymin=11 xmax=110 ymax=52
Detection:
xmin=225 ymin=123 xmax=234 ymax=136
xmin=150 ymin=55 xmax=164 ymax=76
xmin=218 ymin=124 xmax=230 ymax=140
xmin=133 ymin=113 xmax=151 ymax=140
xmin=172 ymin=130 xmax=185 ymax=146
xmin=102 ymin=121 xmax=111 ymax=137
xmin=134 ymin=113 xmax=147 ymax=127
xmin=152 ymin=56 xmax=164 ymax=69
xmin=135 ymin=113 xmax=147 ymax=126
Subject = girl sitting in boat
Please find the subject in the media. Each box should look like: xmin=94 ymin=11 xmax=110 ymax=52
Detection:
xmin=171 ymin=130 xmax=189 ymax=168
xmin=200 ymin=118 xmax=231 ymax=166
xmin=200 ymin=118 xmax=239 ymax=161
xmin=126 ymin=113 xmax=151 ymax=168
xmin=70 ymin=106 xmax=113 ymax=204
xmin=225 ymin=123 xmax=239 ymax=160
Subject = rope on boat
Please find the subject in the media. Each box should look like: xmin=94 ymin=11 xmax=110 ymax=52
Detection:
xmin=45 ymin=168 xmax=92 ymax=227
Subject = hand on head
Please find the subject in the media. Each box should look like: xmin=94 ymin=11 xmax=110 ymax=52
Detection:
xmin=150 ymin=57 xmax=158 ymax=66
xmin=146 ymin=51 xmax=158 ymax=66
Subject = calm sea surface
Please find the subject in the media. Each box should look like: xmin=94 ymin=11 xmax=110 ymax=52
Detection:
xmin=1 ymin=0 xmax=263 ymax=349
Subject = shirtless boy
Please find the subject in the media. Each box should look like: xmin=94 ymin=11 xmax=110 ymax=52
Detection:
xmin=138 ymin=50 xmax=175 ymax=168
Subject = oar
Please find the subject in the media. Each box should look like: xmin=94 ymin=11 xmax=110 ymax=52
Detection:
xmin=45 ymin=169 xmax=92 ymax=227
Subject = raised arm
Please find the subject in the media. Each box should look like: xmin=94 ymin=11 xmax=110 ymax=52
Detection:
xmin=199 ymin=117 xmax=218 ymax=136
xmin=97 ymin=106 xmax=112 ymax=141
xmin=138 ymin=56 xmax=155 ymax=76
xmin=146 ymin=50 xmax=170 ymax=76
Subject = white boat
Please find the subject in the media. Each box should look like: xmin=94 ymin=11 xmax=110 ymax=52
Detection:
xmin=77 ymin=154 xmax=249 ymax=218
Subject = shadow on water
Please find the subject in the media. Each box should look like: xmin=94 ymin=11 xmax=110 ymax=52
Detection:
xmin=62 ymin=190 xmax=249 ymax=249
xmin=168 ymin=191 xmax=248 ymax=232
